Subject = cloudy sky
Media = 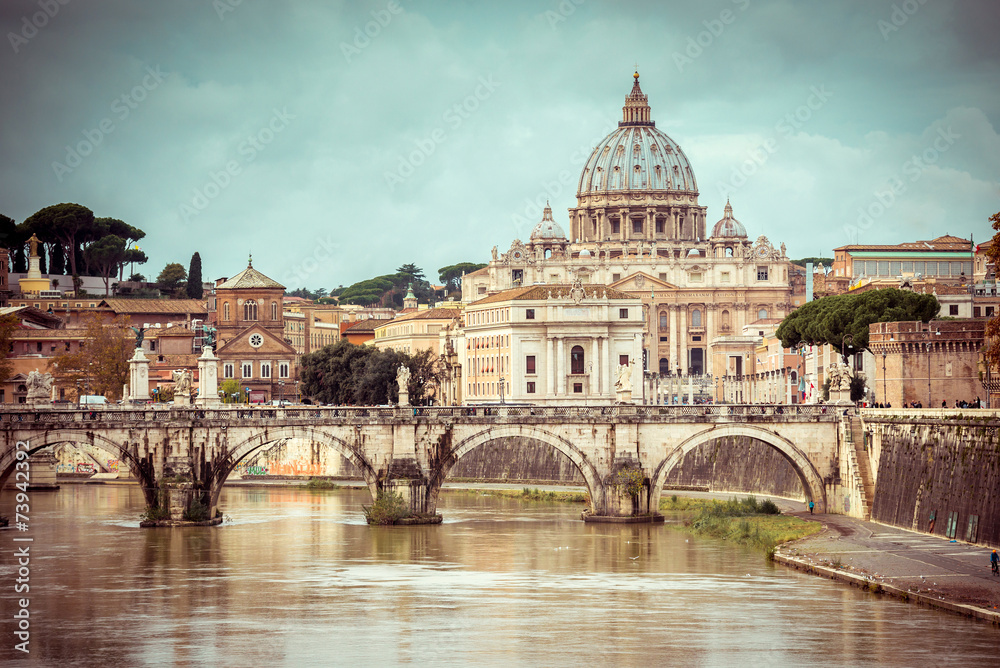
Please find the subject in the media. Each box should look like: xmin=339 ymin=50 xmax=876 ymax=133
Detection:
xmin=2 ymin=0 xmax=998 ymax=291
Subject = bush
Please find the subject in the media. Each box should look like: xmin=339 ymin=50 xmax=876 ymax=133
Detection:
xmin=182 ymin=498 xmax=210 ymax=522
xmin=305 ymin=478 xmax=338 ymax=490
xmin=363 ymin=490 xmax=411 ymax=525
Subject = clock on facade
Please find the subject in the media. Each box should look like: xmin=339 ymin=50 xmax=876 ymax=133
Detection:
xmin=249 ymin=333 xmax=264 ymax=348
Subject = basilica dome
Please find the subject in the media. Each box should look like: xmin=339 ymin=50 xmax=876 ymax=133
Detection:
xmin=711 ymin=199 xmax=747 ymax=238
xmin=578 ymin=73 xmax=698 ymax=195
xmin=530 ymin=204 xmax=567 ymax=240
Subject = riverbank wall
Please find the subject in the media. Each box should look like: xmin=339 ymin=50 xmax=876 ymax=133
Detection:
xmin=862 ymin=410 xmax=1000 ymax=547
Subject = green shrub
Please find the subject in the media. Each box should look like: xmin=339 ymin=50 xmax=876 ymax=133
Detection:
xmin=363 ymin=490 xmax=411 ymax=525
xmin=182 ymin=498 xmax=210 ymax=522
xmin=305 ymin=478 xmax=338 ymax=490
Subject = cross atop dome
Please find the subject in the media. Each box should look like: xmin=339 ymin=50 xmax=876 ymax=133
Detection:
xmin=621 ymin=71 xmax=653 ymax=127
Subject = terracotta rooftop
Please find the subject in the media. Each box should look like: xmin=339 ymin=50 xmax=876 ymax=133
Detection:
xmin=215 ymin=261 xmax=284 ymax=290
xmin=387 ymin=308 xmax=462 ymax=323
xmin=470 ymin=284 xmax=635 ymax=305
xmin=834 ymin=235 xmax=972 ymax=252
xmin=341 ymin=318 xmax=393 ymax=333
xmin=99 ymin=299 xmax=207 ymax=315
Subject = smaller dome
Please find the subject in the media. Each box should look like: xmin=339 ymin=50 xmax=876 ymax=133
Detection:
xmin=711 ymin=199 xmax=747 ymax=238
xmin=530 ymin=203 xmax=567 ymax=241
xmin=579 ymin=249 xmax=592 ymax=258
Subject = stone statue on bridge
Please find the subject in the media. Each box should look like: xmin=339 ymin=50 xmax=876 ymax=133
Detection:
xmin=614 ymin=362 xmax=632 ymax=393
xmin=172 ymin=369 xmax=192 ymax=405
xmin=26 ymin=370 xmax=54 ymax=404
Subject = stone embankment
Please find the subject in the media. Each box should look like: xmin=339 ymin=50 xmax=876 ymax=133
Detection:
xmin=775 ymin=512 xmax=1000 ymax=626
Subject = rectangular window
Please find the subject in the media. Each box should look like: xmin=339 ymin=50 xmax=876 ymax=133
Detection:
xmin=526 ymin=381 xmax=536 ymax=394
xmin=655 ymin=218 xmax=664 ymax=234
xmin=526 ymin=308 xmax=535 ymax=320
xmin=901 ymin=261 xmax=913 ymax=274
xmin=512 ymin=268 xmax=523 ymax=285
xmin=573 ymin=382 xmax=583 ymax=393
xmin=612 ymin=273 xmax=621 ymax=282
xmin=925 ymin=262 xmax=937 ymax=276
xmin=279 ymin=362 xmax=290 ymax=378
xmin=988 ymin=307 xmax=996 ymax=317
xmin=689 ymin=272 xmax=703 ymax=283
xmin=619 ymin=354 xmax=629 ymax=366
xmin=526 ymin=355 xmax=536 ymax=375
xmin=692 ymin=335 xmax=702 ymax=342
xmin=659 ymin=273 xmax=667 ymax=281
xmin=224 ymin=363 xmax=234 ymax=379
xmin=611 ymin=219 xmax=620 ymax=234
xmin=949 ymin=304 xmax=959 ymax=316
xmin=632 ymin=219 xmax=642 ymax=234
xmin=619 ymin=308 xmax=628 ymax=319
xmin=720 ymin=271 xmax=731 ymax=283
xmin=149 ymin=340 xmax=156 ymax=352
xmin=241 ymin=362 xmax=252 ymax=378
xmin=757 ymin=266 xmax=768 ymax=281
xmin=36 ymin=342 xmax=42 ymax=352
xmin=890 ymin=261 xmax=901 ymax=276
xmin=261 ymin=363 xmax=271 ymax=379
xmin=912 ymin=261 xmax=924 ymax=275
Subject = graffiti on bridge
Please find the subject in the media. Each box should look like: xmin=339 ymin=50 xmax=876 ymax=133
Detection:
xmin=235 ymin=460 xmax=325 ymax=477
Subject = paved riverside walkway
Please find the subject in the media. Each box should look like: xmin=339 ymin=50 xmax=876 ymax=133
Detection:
xmin=775 ymin=512 xmax=1000 ymax=625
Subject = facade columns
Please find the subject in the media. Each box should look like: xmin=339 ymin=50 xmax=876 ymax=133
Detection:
xmin=668 ymin=305 xmax=677 ymax=375
xmin=557 ymin=337 xmax=565 ymax=395
xmin=601 ymin=336 xmax=609 ymax=395
xmin=591 ymin=337 xmax=599 ymax=397
xmin=546 ymin=338 xmax=554 ymax=396
xmin=679 ymin=307 xmax=688 ymax=375
xmin=705 ymin=306 xmax=715 ymax=376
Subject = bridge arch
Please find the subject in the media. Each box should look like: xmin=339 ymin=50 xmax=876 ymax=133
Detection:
xmin=0 ymin=429 xmax=154 ymax=502
xmin=433 ymin=424 xmax=605 ymax=513
xmin=222 ymin=426 xmax=378 ymax=509
xmin=650 ymin=425 xmax=827 ymax=513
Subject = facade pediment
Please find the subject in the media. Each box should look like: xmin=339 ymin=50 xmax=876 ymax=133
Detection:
xmin=609 ymin=272 xmax=678 ymax=292
xmin=216 ymin=324 xmax=295 ymax=356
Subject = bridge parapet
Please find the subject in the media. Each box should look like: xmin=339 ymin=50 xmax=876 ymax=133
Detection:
xmin=0 ymin=404 xmax=840 ymax=427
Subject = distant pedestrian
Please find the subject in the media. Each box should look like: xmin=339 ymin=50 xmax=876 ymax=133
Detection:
xmin=991 ymin=549 xmax=999 ymax=576
xmin=808 ymin=500 xmax=815 ymax=515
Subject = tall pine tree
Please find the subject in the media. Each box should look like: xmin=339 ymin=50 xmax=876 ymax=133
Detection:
xmin=186 ymin=252 xmax=203 ymax=299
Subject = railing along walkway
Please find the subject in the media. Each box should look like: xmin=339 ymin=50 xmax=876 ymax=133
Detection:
xmin=0 ymin=404 xmax=838 ymax=425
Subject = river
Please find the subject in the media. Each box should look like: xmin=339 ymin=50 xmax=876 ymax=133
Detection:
xmin=2 ymin=484 xmax=997 ymax=666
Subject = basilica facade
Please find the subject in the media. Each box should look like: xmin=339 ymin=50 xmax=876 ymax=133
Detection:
xmin=463 ymin=73 xmax=795 ymax=385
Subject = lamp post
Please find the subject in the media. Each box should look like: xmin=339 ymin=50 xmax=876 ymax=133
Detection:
xmin=278 ymin=380 xmax=285 ymax=405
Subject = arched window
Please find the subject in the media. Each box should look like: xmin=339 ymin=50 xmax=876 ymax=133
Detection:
xmin=244 ymin=299 xmax=258 ymax=321
xmin=271 ymin=302 xmax=278 ymax=321
xmin=659 ymin=357 xmax=670 ymax=375
xmin=659 ymin=312 xmax=668 ymax=328
xmin=758 ymin=308 xmax=769 ymax=320
xmin=223 ymin=302 xmax=230 ymax=321
xmin=571 ymin=345 xmax=585 ymax=374
xmin=691 ymin=309 xmax=702 ymax=327
xmin=725 ymin=247 xmax=734 ymax=257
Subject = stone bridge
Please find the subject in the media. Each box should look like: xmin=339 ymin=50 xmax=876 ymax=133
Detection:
xmin=0 ymin=405 xmax=842 ymax=523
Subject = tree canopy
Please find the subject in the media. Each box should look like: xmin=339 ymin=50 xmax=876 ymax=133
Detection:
xmin=438 ymin=262 xmax=487 ymax=292
xmin=790 ymin=256 xmax=834 ymax=268
xmin=50 ymin=313 xmax=131 ymax=401
xmin=776 ymin=287 xmax=939 ymax=356
xmin=299 ymin=340 xmax=442 ymax=405
xmin=84 ymin=234 xmax=127 ymax=295
xmin=187 ymin=252 xmax=204 ymax=299
xmin=157 ymin=262 xmax=188 ymax=294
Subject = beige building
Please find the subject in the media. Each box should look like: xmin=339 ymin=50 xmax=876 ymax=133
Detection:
xmin=459 ymin=283 xmax=643 ymax=405
xmin=464 ymin=73 xmax=795 ymax=383
xmin=373 ymin=308 xmax=461 ymax=356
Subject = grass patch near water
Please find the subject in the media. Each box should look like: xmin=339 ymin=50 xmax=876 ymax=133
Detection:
xmin=663 ymin=495 xmax=820 ymax=559
xmin=449 ymin=487 xmax=589 ymax=504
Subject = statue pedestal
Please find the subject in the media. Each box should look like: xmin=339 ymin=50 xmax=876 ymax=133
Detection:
xmin=129 ymin=348 xmax=150 ymax=402
xmin=828 ymin=389 xmax=852 ymax=405
xmin=196 ymin=346 xmax=221 ymax=407
xmin=174 ymin=393 xmax=191 ymax=407
xmin=398 ymin=390 xmax=410 ymax=407
xmin=616 ymin=390 xmax=632 ymax=404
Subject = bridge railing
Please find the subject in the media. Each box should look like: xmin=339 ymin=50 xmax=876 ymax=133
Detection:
xmin=0 ymin=403 xmax=838 ymax=424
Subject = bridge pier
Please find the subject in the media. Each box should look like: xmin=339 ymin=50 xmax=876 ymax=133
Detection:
xmin=584 ymin=459 xmax=663 ymax=523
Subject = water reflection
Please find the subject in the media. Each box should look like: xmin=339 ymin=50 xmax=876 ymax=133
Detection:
xmin=1 ymin=485 xmax=997 ymax=666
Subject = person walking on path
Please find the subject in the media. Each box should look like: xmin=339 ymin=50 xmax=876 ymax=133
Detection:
xmin=992 ymin=549 xmax=999 ymax=576
xmin=808 ymin=500 xmax=815 ymax=514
